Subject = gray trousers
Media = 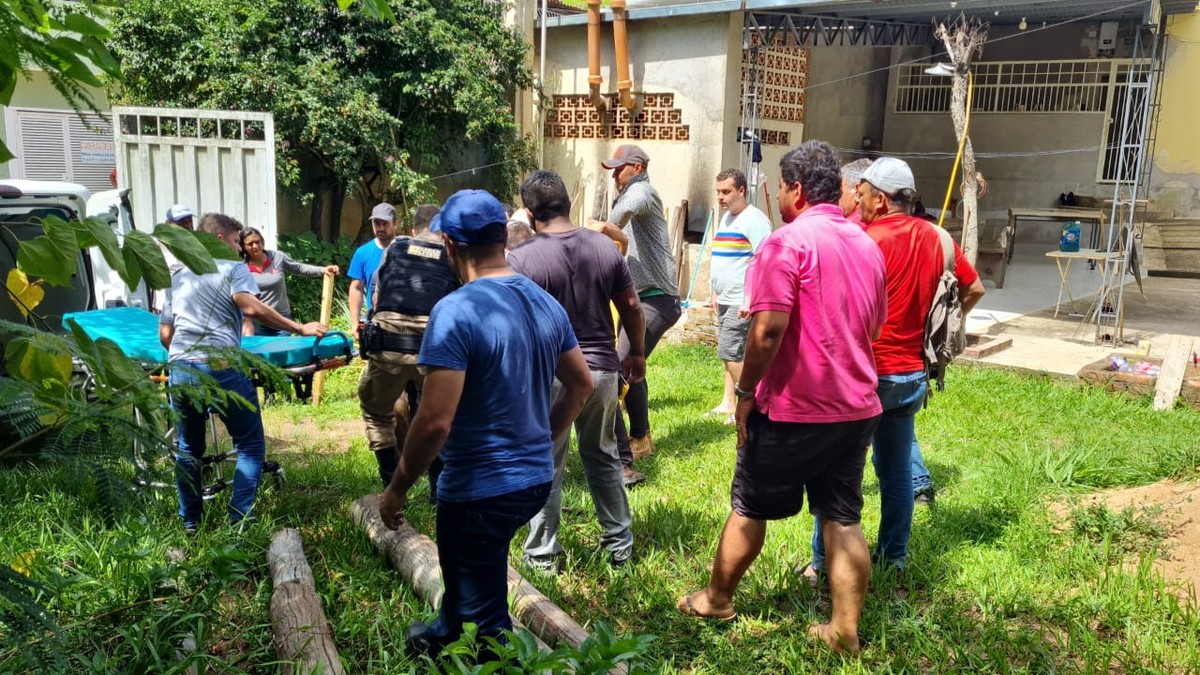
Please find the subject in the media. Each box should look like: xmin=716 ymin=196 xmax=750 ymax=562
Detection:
xmin=523 ymin=370 xmax=633 ymax=562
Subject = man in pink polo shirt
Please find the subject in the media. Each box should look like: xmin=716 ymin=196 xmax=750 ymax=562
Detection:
xmin=676 ymin=141 xmax=887 ymax=655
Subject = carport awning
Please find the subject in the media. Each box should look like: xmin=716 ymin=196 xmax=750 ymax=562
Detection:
xmin=544 ymin=0 xmax=1199 ymax=26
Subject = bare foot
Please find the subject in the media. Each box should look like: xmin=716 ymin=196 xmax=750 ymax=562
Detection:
xmin=807 ymin=622 xmax=860 ymax=655
xmin=676 ymin=590 xmax=736 ymax=620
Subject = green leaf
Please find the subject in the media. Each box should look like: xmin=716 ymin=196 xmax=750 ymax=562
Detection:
xmin=120 ymin=243 xmax=143 ymax=291
xmin=16 ymin=215 xmax=79 ymax=287
xmin=123 ymin=231 xmax=171 ymax=289
xmin=81 ymin=35 xmax=121 ymax=78
xmin=94 ymin=338 xmax=146 ymax=391
xmin=74 ymin=217 xmax=127 ymax=279
xmin=153 ymin=224 xmax=218 ymax=274
xmin=63 ymin=12 xmax=111 ymax=39
xmin=5 ymin=335 xmax=73 ymax=387
xmin=193 ymin=231 xmax=241 ymax=262
xmin=0 ymin=140 xmax=12 ymax=165
xmin=66 ymin=319 xmax=103 ymax=378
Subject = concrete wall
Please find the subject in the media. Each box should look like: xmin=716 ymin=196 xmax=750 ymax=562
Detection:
xmin=803 ymin=46 xmax=890 ymax=153
xmin=1151 ymin=12 xmax=1200 ymax=216
xmin=0 ymin=71 xmax=109 ymax=181
xmin=539 ymin=12 xmax=740 ymax=233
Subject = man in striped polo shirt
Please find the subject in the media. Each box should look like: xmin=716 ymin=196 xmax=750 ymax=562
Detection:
xmin=708 ymin=168 xmax=773 ymax=422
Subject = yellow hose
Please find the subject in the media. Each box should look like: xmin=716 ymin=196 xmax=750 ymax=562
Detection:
xmin=937 ymin=71 xmax=974 ymax=229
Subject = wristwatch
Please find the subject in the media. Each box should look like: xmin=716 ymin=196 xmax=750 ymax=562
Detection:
xmin=734 ymin=385 xmax=755 ymax=400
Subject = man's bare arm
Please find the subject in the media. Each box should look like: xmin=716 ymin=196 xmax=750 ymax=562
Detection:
xmin=612 ymin=286 xmax=646 ymax=384
xmin=233 ymin=293 xmax=327 ymax=336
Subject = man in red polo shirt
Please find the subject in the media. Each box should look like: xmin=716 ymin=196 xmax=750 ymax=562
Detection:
xmin=807 ymin=157 xmax=985 ymax=584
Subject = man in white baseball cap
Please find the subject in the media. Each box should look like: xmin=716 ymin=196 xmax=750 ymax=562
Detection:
xmin=166 ymin=205 xmax=196 ymax=231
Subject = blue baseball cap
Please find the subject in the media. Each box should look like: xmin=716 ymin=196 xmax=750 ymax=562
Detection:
xmin=436 ymin=190 xmax=508 ymax=246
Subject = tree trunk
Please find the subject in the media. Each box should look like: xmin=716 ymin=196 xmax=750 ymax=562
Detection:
xmin=349 ymin=494 xmax=620 ymax=666
xmin=328 ymin=182 xmax=347 ymax=242
xmin=949 ymin=73 xmax=979 ymax=265
xmin=267 ymin=529 xmax=346 ymax=675
xmin=309 ymin=184 xmax=326 ymax=240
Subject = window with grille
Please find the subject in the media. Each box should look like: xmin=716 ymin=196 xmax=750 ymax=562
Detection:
xmin=895 ymin=59 xmax=1121 ymax=114
xmin=6 ymin=108 xmax=114 ymax=193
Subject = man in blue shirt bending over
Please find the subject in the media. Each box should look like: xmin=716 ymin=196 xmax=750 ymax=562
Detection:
xmin=378 ymin=189 xmax=594 ymax=657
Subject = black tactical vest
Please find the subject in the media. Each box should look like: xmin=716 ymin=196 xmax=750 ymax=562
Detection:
xmin=372 ymin=236 xmax=459 ymax=318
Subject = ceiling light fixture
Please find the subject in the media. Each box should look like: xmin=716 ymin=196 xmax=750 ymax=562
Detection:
xmin=1019 ymin=17 xmax=1028 ymax=30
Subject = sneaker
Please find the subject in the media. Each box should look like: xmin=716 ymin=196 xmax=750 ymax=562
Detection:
xmin=609 ymin=549 xmax=633 ymax=568
xmin=629 ymin=433 xmax=655 ymax=461
xmin=914 ymin=487 xmax=936 ymax=506
xmin=521 ymin=554 xmax=561 ymax=575
xmin=622 ymin=467 xmax=646 ymax=487
xmin=183 ymin=524 xmax=199 ymax=537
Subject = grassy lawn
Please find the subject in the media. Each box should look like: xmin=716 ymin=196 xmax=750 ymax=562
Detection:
xmin=3 ymin=344 xmax=1200 ymax=672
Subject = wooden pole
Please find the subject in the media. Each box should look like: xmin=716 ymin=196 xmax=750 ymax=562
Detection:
xmin=311 ymin=272 xmax=336 ymax=406
xmin=350 ymin=495 xmax=612 ymax=662
xmin=267 ymin=529 xmax=345 ymax=675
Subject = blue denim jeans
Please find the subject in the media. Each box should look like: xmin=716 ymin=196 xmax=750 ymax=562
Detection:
xmin=911 ymin=435 xmax=933 ymax=493
xmin=411 ymin=482 xmax=552 ymax=656
xmin=170 ymin=361 xmax=266 ymax=528
xmin=811 ymin=370 xmax=928 ymax=570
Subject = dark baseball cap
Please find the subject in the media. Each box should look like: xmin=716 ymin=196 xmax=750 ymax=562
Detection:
xmin=601 ymin=144 xmax=650 ymax=169
xmin=435 ymin=189 xmax=508 ymax=246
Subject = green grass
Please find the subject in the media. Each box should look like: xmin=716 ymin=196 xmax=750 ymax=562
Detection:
xmin=3 ymin=345 xmax=1200 ymax=672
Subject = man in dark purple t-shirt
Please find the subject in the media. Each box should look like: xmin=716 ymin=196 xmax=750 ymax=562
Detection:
xmin=510 ymin=170 xmax=648 ymax=571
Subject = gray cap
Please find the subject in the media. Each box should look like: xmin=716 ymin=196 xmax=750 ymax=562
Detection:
xmin=860 ymin=156 xmax=915 ymax=195
xmin=370 ymin=202 xmax=397 ymax=221
xmin=601 ymin=144 xmax=650 ymax=169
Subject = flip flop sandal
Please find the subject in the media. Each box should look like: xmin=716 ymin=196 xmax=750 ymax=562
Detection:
xmin=676 ymin=592 xmax=737 ymax=621
xmin=723 ymin=414 xmax=737 ymax=426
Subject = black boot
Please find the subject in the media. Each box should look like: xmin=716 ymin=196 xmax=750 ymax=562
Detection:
xmin=374 ymin=447 xmax=398 ymax=488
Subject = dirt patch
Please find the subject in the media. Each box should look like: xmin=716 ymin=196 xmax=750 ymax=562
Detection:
xmin=1060 ymin=480 xmax=1200 ymax=595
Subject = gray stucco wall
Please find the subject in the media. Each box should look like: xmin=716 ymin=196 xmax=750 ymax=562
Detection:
xmin=803 ymin=46 xmax=890 ymax=153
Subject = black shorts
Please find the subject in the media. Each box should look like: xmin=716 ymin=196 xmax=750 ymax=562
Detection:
xmin=731 ymin=410 xmax=880 ymax=523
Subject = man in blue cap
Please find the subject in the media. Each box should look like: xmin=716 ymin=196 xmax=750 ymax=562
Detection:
xmin=378 ymin=189 xmax=594 ymax=658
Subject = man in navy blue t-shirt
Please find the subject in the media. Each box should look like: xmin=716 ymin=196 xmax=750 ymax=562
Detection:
xmin=378 ymin=189 xmax=594 ymax=657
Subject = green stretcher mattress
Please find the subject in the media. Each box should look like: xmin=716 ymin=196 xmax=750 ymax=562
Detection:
xmin=62 ymin=307 xmax=352 ymax=368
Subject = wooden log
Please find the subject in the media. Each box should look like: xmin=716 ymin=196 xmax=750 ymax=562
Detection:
xmin=267 ymin=529 xmax=345 ymax=675
xmin=311 ymin=272 xmax=336 ymax=406
xmin=1154 ymin=335 xmax=1195 ymax=411
xmin=350 ymin=495 xmax=611 ymax=664
xmin=351 ymin=495 xmax=444 ymax=606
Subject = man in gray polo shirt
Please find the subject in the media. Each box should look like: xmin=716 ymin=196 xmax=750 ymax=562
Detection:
xmin=159 ymin=213 xmax=326 ymax=533
xmin=588 ymin=144 xmax=681 ymax=486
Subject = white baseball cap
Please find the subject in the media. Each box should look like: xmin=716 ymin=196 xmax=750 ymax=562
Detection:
xmin=860 ymin=157 xmax=916 ymax=195
xmin=166 ymin=204 xmax=195 ymax=223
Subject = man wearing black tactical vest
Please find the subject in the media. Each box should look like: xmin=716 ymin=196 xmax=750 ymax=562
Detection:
xmin=358 ymin=204 xmax=458 ymax=489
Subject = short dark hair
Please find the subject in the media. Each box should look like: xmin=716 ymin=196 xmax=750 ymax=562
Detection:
xmin=779 ymin=141 xmax=842 ymax=206
xmin=715 ymin=168 xmax=747 ymax=193
xmin=519 ymin=170 xmax=572 ymax=223
xmin=412 ymin=204 xmax=440 ymax=234
xmin=198 ymin=213 xmax=243 ymax=236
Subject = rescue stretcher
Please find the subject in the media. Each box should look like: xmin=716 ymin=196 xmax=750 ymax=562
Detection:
xmin=61 ymin=306 xmax=354 ymax=496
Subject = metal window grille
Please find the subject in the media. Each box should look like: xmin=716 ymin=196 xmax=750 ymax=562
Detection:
xmin=895 ymin=59 xmax=1126 ymax=114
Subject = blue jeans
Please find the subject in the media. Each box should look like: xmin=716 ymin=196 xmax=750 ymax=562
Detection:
xmin=411 ymin=482 xmax=552 ymax=656
xmin=911 ymin=434 xmax=933 ymax=493
xmin=811 ymin=371 xmax=928 ymax=570
xmin=170 ymin=362 xmax=266 ymax=527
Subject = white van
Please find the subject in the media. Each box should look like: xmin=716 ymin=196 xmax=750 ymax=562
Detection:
xmin=0 ymin=179 xmax=151 ymax=330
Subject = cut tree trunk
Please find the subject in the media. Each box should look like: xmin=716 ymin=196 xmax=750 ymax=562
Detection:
xmin=950 ymin=73 xmax=980 ymax=266
xmin=267 ymin=528 xmax=346 ymax=675
xmin=350 ymin=495 xmax=613 ymax=664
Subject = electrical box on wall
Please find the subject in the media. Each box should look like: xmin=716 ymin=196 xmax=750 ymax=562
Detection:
xmin=1099 ymin=21 xmax=1119 ymax=50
